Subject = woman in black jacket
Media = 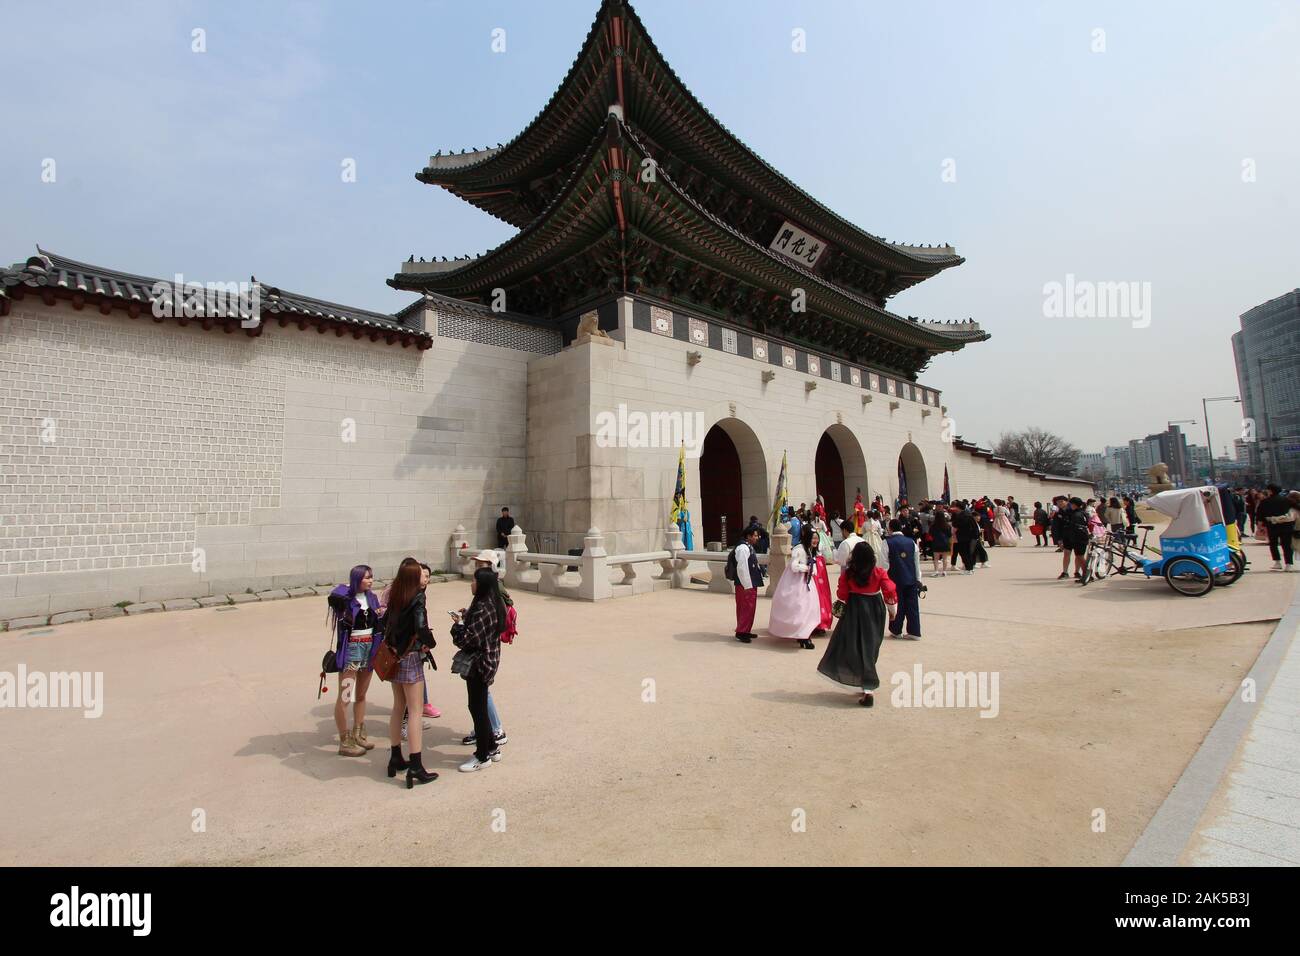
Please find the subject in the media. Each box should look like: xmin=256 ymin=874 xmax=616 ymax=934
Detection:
xmin=382 ymin=560 xmax=438 ymax=787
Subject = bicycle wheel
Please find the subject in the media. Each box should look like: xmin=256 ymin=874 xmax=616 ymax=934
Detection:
xmin=1215 ymin=550 xmax=1246 ymax=587
xmin=1164 ymin=556 xmax=1214 ymax=596
xmin=1080 ymin=544 xmax=1097 ymax=584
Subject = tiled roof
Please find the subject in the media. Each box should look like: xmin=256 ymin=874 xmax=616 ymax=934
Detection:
xmin=1 ymin=249 xmax=433 ymax=348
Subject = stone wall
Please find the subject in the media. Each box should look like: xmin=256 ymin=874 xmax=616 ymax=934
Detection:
xmin=0 ymin=302 xmax=551 ymax=619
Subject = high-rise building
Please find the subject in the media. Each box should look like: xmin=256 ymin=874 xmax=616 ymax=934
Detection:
xmin=1104 ymin=445 xmax=1132 ymax=480
xmin=1232 ymin=289 xmax=1300 ymax=488
xmin=1076 ymin=452 xmax=1104 ymax=477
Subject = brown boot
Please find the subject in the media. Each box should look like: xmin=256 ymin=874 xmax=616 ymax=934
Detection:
xmin=353 ymin=724 xmax=376 ymax=751
xmin=338 ymin=730 xmax=365 ymax=757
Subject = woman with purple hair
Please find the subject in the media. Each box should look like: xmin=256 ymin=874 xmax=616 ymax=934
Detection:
xmin=326 ymin=565 xmax=382 ymax=757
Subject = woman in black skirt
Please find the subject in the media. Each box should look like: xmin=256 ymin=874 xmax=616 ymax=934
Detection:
xmin=817 ymin=542 xmax=899 ymax=707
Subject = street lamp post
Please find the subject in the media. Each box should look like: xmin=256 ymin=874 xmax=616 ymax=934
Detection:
xmin=1202 ymin=395 xmax=1240 ymax=485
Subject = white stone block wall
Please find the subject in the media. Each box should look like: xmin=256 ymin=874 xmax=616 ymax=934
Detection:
xmin=0 ymin=302 xmax=546 ymax=618
xmin=519 ymin=295 xmax=1089 ymax=554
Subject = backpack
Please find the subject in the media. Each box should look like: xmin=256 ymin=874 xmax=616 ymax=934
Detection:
xmin=724 ymin=547 xmax=738 ymax=581
xmin=500 ymin=604 xmax=518 ymax=645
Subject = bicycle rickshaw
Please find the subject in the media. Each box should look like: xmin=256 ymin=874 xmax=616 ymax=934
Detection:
xmin=1081 ymin=487 xmax=1244 ymax=596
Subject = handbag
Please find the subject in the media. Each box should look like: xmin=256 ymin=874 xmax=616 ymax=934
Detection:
xmin=372 ymin=640 xmax=400 ymax=682
xmin=1029 ymin=523 xmax=1045 ymax=535
xmin=450 ymin=648 xmax=477 ymax=678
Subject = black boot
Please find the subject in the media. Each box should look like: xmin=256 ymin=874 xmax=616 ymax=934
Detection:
xmin=406 ymin=751 xmax=438 ymax=789
xmin=387 ymin=745 xmax=409 ymax=778
xmin=384 ymin=749 xmax=405 ymax=780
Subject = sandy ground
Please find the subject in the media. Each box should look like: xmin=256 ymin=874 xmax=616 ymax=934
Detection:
xmin=2 ymin=532 xmax=1295 ymax=866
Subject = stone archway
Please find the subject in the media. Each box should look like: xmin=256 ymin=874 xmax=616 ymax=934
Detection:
xmin=898 ymin=442 xmax=930 ymax=503
xmin=699 ymin=418 xmax=768 ymax=548
xmin=815 ymin=424 xmax=870 ymax=522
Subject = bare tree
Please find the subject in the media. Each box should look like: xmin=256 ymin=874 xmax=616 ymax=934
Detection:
xmin=993 ymin=427 xmax=1081 ymax=476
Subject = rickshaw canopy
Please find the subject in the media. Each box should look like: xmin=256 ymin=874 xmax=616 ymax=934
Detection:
xmin=1143 ymin=488 xmax=1225 ymax=538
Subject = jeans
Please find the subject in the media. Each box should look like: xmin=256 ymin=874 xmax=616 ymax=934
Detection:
xmin=487 ymin=692 xmax=502 ymax=734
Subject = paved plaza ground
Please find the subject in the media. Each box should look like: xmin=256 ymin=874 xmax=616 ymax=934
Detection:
xmin=2 ymin=532 xmax=1296 ymax=866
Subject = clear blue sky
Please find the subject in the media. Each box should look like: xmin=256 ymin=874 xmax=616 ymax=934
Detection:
xmin=3 ymin=0 xmax=1296 ymax=453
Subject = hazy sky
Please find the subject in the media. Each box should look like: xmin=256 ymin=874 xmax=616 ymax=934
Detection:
xmin=3 ymin=0 xmax=1296 ymax=454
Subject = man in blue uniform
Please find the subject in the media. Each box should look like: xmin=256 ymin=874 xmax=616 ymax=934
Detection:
xmin=885 ymin=519 xmax=922 ymax=640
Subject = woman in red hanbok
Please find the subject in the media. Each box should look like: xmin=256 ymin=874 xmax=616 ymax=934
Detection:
xmin=853 ymin=491 xmax=867 ymax=536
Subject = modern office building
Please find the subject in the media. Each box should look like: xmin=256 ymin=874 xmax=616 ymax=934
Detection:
xmin=1232 ymin=289 xmax=1300 ymax=489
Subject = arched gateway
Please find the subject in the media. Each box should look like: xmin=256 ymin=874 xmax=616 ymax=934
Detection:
xmin=700 ymin=419 xmax=767 ymax=548
xmin=898 ymin=442 xmax=930 ymax=502
xmin=815 ymin=425 xmax=869 ymax=519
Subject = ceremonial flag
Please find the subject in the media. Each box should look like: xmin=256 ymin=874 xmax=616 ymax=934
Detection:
xmin=897 ymin=455 xmax=908 ymax=504
xmin=942 ymin=465 xmax=951 ymax=504
xmin=669 ymin=444 xmax=687 ymax=525
xmin=768 ymin=450 xmax=789 ymax=531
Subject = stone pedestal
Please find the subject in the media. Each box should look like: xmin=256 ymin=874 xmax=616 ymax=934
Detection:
xmin=766 ymin=527 xmax=791 ymax=598
xmin=578 ymin=527 xmax=611 ymax=601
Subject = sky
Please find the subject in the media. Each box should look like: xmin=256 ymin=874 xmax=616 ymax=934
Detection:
xmin=3 ymin=0 xmax=1296 ymax=455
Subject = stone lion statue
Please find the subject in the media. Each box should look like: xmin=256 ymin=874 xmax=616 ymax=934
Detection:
xmin=1145 ymin=462 xmax=1173 ymax=494
xmin=575 ymin=311 xmax=608 ymax=339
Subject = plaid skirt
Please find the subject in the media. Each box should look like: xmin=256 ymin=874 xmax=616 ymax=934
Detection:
xmin=393 ymin=649 xmax=424 ymax=684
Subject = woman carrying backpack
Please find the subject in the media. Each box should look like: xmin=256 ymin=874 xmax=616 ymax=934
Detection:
xmin=461 ymin=551 xmax=511 ymax=751
xmin=451 ymin=567 xmax=506 ymax=772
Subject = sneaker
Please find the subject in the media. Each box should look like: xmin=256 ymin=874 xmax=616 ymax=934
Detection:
xmin=735 ymin=633 xmax=753 ymax=643
xmin=459 ymin=755 xmax=492 ymax=773
xmin=1271 ymin=561 xmax=1282 ymax=570
xmin=859 ymin=693 xmax=874 ymax=708
xmin=900 ymin=634 xmax=921 ymax=641
xmin=963 ymin=570 xmax=974 ymax=575
xmin=1057 ymin=572 xmax=1069 ymax=580
xmin=487 ymin=748 xmax=503 ymax=762
xmin=1287 ymin=565 xmax=1297 ymax=573
xmin=493 ymin=731 xmax=508 ymax=745
xmin=461 ymin=733 xmax=476 ymax=746
xmin=423 ymin=704 xmax=440 ymax=719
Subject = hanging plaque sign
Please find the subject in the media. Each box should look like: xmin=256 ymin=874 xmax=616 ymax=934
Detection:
xmin=768 ymin=221 xmax=828 ymax=267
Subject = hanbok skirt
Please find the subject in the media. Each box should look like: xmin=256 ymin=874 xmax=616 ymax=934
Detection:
xmin=817 ymin=592 xmax=888 ymax=691
xmin=768 ymin=567 xmax=822 ymax=640
xmin=993 ymin=514 xmax=1019 ymax=546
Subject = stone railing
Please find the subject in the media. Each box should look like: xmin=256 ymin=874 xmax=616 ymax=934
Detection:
xmin=448 ymin=523 xmax=794 ymax=602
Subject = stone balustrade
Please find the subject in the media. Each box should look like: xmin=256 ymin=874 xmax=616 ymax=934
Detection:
xmin=456 ymin=523 xmax=791 ymax=602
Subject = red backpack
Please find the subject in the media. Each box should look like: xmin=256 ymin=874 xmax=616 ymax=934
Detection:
xmin=500 ymin=604 xmax=518 ymax=644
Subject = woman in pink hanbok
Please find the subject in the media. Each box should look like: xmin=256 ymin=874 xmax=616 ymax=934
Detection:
xmin=992 ymin=499 xmax=1019 ymax=547
xmin=768 ymin=524 xmax=824 ymax=649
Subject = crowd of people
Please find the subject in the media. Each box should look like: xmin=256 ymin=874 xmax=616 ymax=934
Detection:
xmin=321 ymin=483 xmax=1300 ymax=776
xmin=324 ymin=548 xmax=515 ymax=788
xmin=725 ymin=482 xmax=1300 ymax=707
xmin=1039 ymin=485 xmax=1300 ymax=578
xmin=727 ymin=491 xmax=1034 ymax=706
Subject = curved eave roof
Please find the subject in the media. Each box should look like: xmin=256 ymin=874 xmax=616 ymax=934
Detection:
xmin=3 ymin=249 xmax=432 ymax=346
xmin=396 ymin=117 xmax=987 ymax=354
xmin=418 ymin=0 xmax=961 ymax=280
